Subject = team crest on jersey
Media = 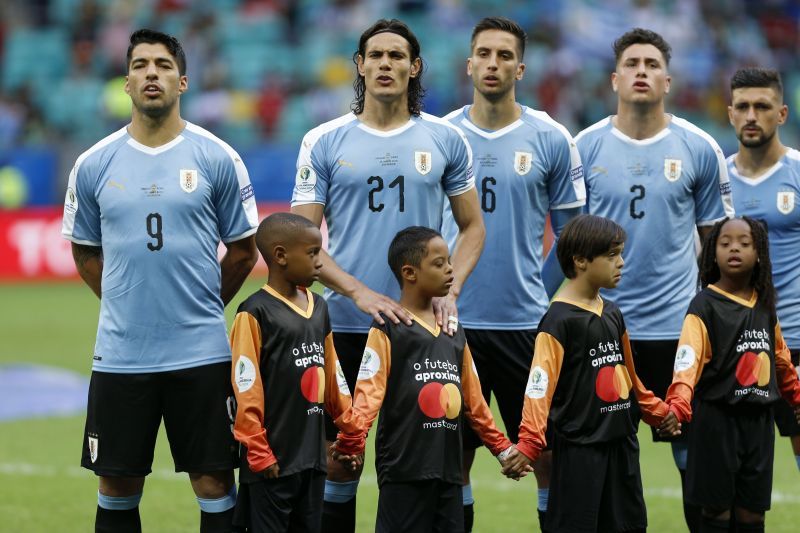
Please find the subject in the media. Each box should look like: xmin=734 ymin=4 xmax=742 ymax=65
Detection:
xmin=664 ymin=158 xmax=682 ymax=182
xmin=179 ymin=169 xmax=198 ymax=193
xmin=777 ymin=191 xmax=795 ymax=214
xmin=88 ymin=436 xmax=99 ymax=463
xmin=415 ymin=151 xmax=432 ymax=175
xmin=514 ymin=151 xmax=533 ymax=175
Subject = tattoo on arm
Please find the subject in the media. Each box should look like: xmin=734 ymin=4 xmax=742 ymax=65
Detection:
xmin=72 ymin=244 xmax=103 ymax=269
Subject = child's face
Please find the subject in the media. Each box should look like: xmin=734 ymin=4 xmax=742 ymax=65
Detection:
xmin=584 ymin=243 xmax=625 ymax=289
xmin=414 ymin=236 xmax=454 ymax=297
xmin=715 ymin=218 xmax=756 ymax=279
xmin=284 ymin=227 xmax=323 ymax=287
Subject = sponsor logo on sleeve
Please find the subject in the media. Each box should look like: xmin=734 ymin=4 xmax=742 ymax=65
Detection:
xmin=570 ymin=165 xmax=584 ymax=181
xmin=235 ymin=356 xmax=256 ymax=393
xmin=525 ymin=366 xmax=549 ymax=399
xmin=357 ymin=347 xmax=381 ymax=380
xmin=240 ymin=184 xmax=254 ymax=202
xmin=719 ymin=181 xmax=731 ymax=195
xmin=674 ymin=345 xmax=696 ymax=373
xmin=65 ymin=187 xmax=78 ymax=214
xmin=295 ymin=166 xmax=317 ymax=193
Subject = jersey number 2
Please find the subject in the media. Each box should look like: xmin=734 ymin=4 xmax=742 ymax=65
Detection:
xmin=629 ymin=185 xmax=645 ymax=219
xmin=146 ymin=213 xmax=163 ymax=251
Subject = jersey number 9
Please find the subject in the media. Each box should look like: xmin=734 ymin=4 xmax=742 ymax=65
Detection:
xmin=146 ymin=212 xmax=163 ymax=251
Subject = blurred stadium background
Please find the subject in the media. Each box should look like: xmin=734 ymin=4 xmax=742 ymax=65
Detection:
xmin=1 ymin=0 xmax=800 ymax=531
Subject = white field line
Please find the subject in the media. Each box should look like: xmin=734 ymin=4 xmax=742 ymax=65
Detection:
xmin=2 ymin=462 xmax=799 ymax=503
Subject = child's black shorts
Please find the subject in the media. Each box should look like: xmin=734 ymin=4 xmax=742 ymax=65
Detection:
xmin=687 ymin=400 xmax=774 ymax=512
xmin=773 ymin=349 xmax=800 ymax=437
xmin=376 ymin=479 xmax=463 ymax=533
xmin=234 ymin=469 xmax=325 ymax=533
xmin=547 ymin=432 xmax=647 ymax=533
xmin=81 ymin=362 xmax=237 ymax=476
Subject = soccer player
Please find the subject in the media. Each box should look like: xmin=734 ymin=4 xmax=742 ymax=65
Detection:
xmin=332 ymin=226 xmax=523 ymax=532
xmin=61 ymin=29 xmax=259 ymax=533
xmin=229 ymin=213 xmax=352 ymax=532
xmin=726 ymin=67 xmax=800 ymax=475
xmin=509 ymin=214 xmax=679 ymax=532
xmin=666 ymin=216 xmax=800 ymax=532
xmin=441 ymin=16 xmax=585 ymax=532
xmin=290 ymin=18 xmax=485 ymax=532
xmin=575 ymin=28 xmax=733 ymax=531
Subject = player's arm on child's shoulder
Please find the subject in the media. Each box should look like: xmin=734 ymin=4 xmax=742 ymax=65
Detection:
xmin=516 ymin=331 xmax=563 ymax=465
xmin=333 ymin=326 xmax=392 ymax=456
xmin=229 ymin=310 xmax=279 ymax=473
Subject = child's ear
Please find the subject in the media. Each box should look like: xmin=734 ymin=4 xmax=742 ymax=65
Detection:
xmin=573 ymin=255 xmax=588 ymax=272
xmin=401 ymin=264 xmax=417 ymax=283
xmin=273 ymin=244 xmax=288 ymax=266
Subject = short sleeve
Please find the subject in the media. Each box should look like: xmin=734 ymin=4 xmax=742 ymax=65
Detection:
xmin=547 ymin=130 xmax=586 ymax=210
xmin=694 ymin=137 xmax=734 ymax=225
xmin=214 ymin=148 xmax=259 ymax=243
xmin=291 ymin=131 xmax=331 ymax=206
xmin=441 ymin=125 xmax=475 ymax=196
xmin=62 ymin=160 xmax=102 ymax=245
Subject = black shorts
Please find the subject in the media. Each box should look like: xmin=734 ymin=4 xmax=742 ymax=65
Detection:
xmin=630 ymin=339 xmax=689 ymax=443
xmin=324 ymin=332 xmax=368 ymax=441
xmin=376 ymin=479 xmax=463 ymax=533
xmin=81 ymin=362 xmax=238 ymax=477
xmin=461 ymin=329 xmax=536 ymax=449
xmin=233 ymin=469 xmax=325 ymax=533
xmin=774 ymin=349 xmax=800 ymax=437
xmin=547 ymin=432 xmax=647 ymax=533
xmin=686 ymin=401 xmax=774 ymax=512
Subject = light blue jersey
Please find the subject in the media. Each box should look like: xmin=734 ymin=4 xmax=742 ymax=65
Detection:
xmin=577 ymin=116 xmax=733 ymax=340
xmin=729 ymin=149 xmax=800 ymax=348
xmin=441 ymin=105 xmax=585 ymax=329
xmin=291 ymin=112 xmax=474 ymax=333
xmin=62 ymin=122 xmax=259 ymax=373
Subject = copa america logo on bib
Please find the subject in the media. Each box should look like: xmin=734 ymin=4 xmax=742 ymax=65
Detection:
xmin=415 ymin=151 xmax=432 ymax=175
xmin=514 ymin=151 xmax=533 ymax=175
xmin=664 ymin=158 xmax=682 ymax=182
xmin=777 ymin=191 xmax=795 ymax=215
xmin=179 ymin=169 xmax=198 ymax=193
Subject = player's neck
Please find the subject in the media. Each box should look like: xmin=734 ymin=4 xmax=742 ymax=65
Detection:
xmin=613 ymin=104 xmax=669 ymax=140
xmin=734 ymin=137 xmax=787 ymax=178
xmin=359 ymin=96 xmax=413 ymax=131
xmin=713 ymin=277 xmax=754 ymax=302
xmin=469 ymin=92 xmax=520 ymax=130
xmin=128 ymin=109 xmax=185 ymax=148
xmin=267 ymin=275 xmax=309 ymax=310
xmin=558 ymin=278 xmax=600 ymax=307
xmin=399 ymin=291 xmax=435 ymax=325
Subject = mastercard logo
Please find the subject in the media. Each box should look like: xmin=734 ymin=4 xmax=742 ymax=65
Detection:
xmin=418 ymin=382 xmax=461 ymax=419
xmin=595 ymin=365 xmax=632 ymax=402
xmin=300 ymin=366 xmax=325 ymax=403
xmin=735 ymin=351 xmax=770 ymax=387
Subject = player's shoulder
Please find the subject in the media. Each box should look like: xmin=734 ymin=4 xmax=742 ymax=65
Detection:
xmin=783 ymin=148 xmax=800 ymax=171
xmin=182 ymin=121 xmax=243 ymax=164
xmin=301 ymin=113 xmax=359 ymax=151
xmin=418 ymin=112 xmax=469 ymax=140
xmin=669 ymin=115 xmax=723 ymax=153
xmin=520 ymin=107 xmax=573 ymax=140
xmin=442 ymin=106 xmax=468 ymax=125
xmin=574 ymin=116 xmax=613 ymax=145
xmin=72 ymin=126 xmax=129 ymax=173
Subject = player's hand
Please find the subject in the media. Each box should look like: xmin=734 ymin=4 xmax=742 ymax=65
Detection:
xmin=261 ymin=463 xmax=280 ymax=479
xmin=330 ymin=442 xmax=363 ymax=471
xmin=352 ymin=286 xmax=412 ymax=326
xmin=498 ymin=446 xmax=534 ymax=481
xmin=657 ymin=411 xmax=681 ymax=437
xmin=433 ymin=293 xmax=458 ymax=336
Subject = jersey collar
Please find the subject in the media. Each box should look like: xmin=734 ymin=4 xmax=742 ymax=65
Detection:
xmin=553 ymin=296 xmax=604 ymax=317
xmin=404 ymin=309 xmax=441 ymax=337
xmin=708 ymin=284 xmax=757 ymax=308
xmin=263 ymin=285 xmax=315 ymax=318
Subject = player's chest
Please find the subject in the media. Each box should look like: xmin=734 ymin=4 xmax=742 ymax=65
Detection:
xmin=96 ymin=158 xmax=213 ymax=216
xmin=732 ymin=177 xmax=800 ymax=229
xmin=470 ymin=144 xmax=548 ymax=192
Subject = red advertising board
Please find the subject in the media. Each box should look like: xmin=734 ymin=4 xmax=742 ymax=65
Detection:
xmin=0 ymin=203 xmax=297 ymax=281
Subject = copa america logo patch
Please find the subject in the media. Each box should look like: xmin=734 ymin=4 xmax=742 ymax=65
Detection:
xmin=296 ymin=166 xmax=317 ymax=193
xmin=357 ymin=347 xmax=381 ymax=380
xmin=65 ymin=187 xmax=78 ymax=214
xmin=525 ymin=366 xmax=548 ymax=399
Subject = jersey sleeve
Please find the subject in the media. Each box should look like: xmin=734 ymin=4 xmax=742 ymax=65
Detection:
xmin=333 ymin=326 xmax=391 ymax=456
xmin=621 ymin=330 xmax=669 ymax=425
xmin=213 ymin=148 xmax=259 ymax=243
xmin=291 ymin=131 xmax=331 ymax=206
xmin=694 ymin=137 xmax=734 ymax=225
xmin=516 ymin=332 xmax=564 ymax=462
xmin=229 ymin=311 xmax=276 ymax=473
xmin=774 ymin=322 xmax=800 ymax=406
xmin=461 ymin=344 xmax=512 ymax=455
xmin=323 ymin=332 xmax=352 ymax=420
xmin=547 ymin=130 xmax=586 ymax=210
xmin=62 ymin=160 xmax=102 ymax=245
xmin=666 ymin=314 xmax=712 ymax=423
xmin=441 ymin=125 xmax=475 ymax=196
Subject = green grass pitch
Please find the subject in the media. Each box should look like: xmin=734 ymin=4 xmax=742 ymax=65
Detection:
xmin=1 ymin=280 xmax=798 ymax=531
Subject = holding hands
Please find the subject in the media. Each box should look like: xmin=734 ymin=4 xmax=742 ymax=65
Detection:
xmin=330 ymin=441 xmax=363 ymax=472
xmin=498 ymin=445 xmax=534 ymax=481
xmin=657 ymin=410 xmax=682 ymax=438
